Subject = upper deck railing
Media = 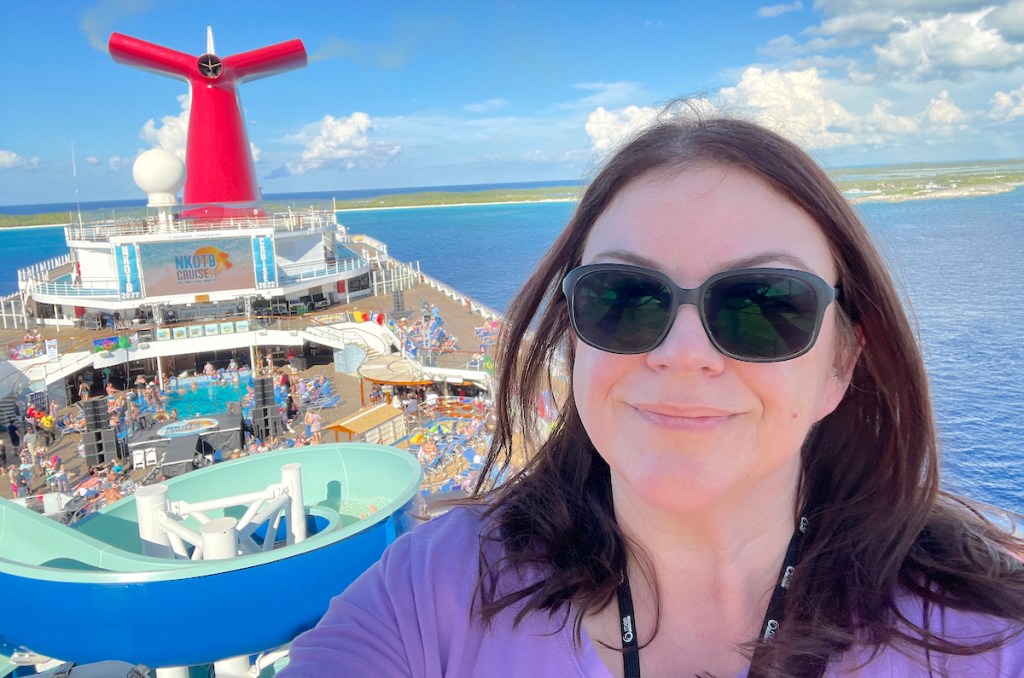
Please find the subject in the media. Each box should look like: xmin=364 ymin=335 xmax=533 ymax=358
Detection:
xmin=28 ymin=255 xmax=370 ymax=299
xmin=63 ymin=208 xmax=341 ymax=243
xmin=338 ymin=233 xmax=389 ymax=256
xmin=17 ymin=254 xmax=73 ymax=283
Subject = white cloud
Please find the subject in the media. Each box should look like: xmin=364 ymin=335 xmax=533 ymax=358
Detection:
xmin=571 ymin=82 xmax=647 ymax=110
xmin=984 ymin=0 xmax=1024 ymax=41
xmin=758 ymin=2 xmax=803 ymax=19
xmin=863 ymin=98 xmax=920 ymax=134
xmin=719 ymin=67 xmax=860 ymax=148
xmin=873 ymin=9 xmax=1024 ymax=81
xmin=924 ymin=89 xmax=967 ymax=123
xmin=813 ymin=0 xmax=991 ymax=14
xmin=711 ymin=66 xmax=988 ymax=153
xmin=85 ymin=156 xmax=100 ymax=165
xmin=584 ymin=105 xmax=660 ymax=151
xmin=807 ymin=11 xmax=909 ymax=37
xmin=139 ymin=94 xmax=190 ymax=161
xmin=464 ymin=98 xmax=508 ymax=114
xmin=0 ymin=149 xmax=40 ymax=170
xmin=79 ymin=0 xmax=156 ymax=51
xmin=760 ymin=34 xmax=838 ymax=58
xmin=250 ymin=142 xmax=262 ymax=163
xmin=989 ymin=83 xmax=1024 ymax=120
xmin=276 ymin=112 xmax=401 ymax=177
xmin=109 ymin=155 xmax=130 ymax=172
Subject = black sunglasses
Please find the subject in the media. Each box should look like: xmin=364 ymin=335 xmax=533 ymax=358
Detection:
xmin=562 ymin=263 xmax=839 ymax=362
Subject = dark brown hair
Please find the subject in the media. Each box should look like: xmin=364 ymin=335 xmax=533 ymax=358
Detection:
xmin=472 ymin=109 xmax=1024 ymax=676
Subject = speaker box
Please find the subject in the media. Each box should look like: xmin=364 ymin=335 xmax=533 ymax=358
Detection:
xmin=250 ymin=404 xmax=282 ymax=441
xmin=82 ymin=428 xmax=117 ymax=467
xmin=83 ymin=399 xmax=108 ymax=431
xmin=82 ymin=428 xmax=116 ymax=450
xmin=251 ymin=404 xmax=275 ymax=422
xmin=254 ymin=377 xmax=276 ymax=408
xmin=254 ymin=376 xmax=273 ymax=397
xmin=84 ymin=449 xmax=104 ymax=468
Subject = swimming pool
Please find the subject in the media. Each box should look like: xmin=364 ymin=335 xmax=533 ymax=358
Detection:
xmin=163 ymin=373 xmax=252 ymax=418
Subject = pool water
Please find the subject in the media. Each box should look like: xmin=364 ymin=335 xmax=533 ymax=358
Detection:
xmin=163 ymin=374 xmax=252 ymax=419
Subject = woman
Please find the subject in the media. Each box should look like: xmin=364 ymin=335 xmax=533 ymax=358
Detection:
xmin=282 ymin=114 xmax=1024 ymax=676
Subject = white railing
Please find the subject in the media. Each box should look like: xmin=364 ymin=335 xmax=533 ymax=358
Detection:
xmin=64 ymin=208 xmax=340 ymax=243
xmin=30 ymin=257 xmax=366 ymax=299
xmin=304 ymin=321 xmax=396 ymax=356
xmin=0 ymin=293 xmax=28 ymax=330
xmin=338 ymin=232 xmax=390 ymax=255
xmin=278 ymin=256 xmax=368 ymax=283
xmin=31 ymin=280 xmax=119 ymax=297
xmin=17 ymin=253 xmax=73 ymax=283
xmin=371 ymin=258 xmax=422 ymax=297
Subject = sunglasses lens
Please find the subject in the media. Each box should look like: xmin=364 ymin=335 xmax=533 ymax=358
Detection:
xmin=572 ymin=269 xmax=672 ymax=353
xmin=704 ymin=273 xmax=821 ymax=360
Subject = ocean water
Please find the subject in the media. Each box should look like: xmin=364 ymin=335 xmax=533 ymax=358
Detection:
xmin=0 ymin=180 xmax=578 ymax=216
xmin=1 ymin=191 xmax=1021 ymax=513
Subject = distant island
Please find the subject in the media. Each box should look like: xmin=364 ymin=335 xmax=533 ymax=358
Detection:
xmin=331 ymin=186 xmax=580 ymax=211
xmin=831 ymin=159 xmax=1024 ymax=204
xmin=2 ymin=159 xmax=1022 ymax=228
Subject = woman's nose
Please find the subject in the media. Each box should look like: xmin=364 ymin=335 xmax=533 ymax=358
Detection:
xmin=644 ymin=305 xmax=727 ymax=373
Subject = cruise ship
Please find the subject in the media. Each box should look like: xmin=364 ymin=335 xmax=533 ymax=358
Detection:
xmin=0 ymin=28 xmax=501 ymax=676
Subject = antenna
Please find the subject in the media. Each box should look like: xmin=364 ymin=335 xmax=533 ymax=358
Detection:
xmin=206 ymin=26 xmax=215 ymax=55
xmin=71 ymin=142 xmax=83 ymax=227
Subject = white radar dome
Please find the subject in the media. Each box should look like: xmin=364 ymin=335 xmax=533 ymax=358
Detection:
xmin=133 ymin=149 xmax=185 ymax=207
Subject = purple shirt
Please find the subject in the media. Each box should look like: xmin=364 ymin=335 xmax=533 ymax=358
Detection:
xmin=281 ymin=508 xmax=1024 ymax=677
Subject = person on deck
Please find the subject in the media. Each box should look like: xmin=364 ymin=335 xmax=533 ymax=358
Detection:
xmin=6 ymin=421 xmax=17 ymax=450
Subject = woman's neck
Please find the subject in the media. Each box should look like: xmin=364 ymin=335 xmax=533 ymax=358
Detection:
xmin=612 ymin=459 xmax=800 ymax=578
xmin=586 ymin=463 xmax=802 ymax=677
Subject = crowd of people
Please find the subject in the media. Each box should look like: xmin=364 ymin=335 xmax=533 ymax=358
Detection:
xmin=396 ymin=304 xmax=460 ymax=360
xmin=2 ymin=419 xmax=69 ymax=498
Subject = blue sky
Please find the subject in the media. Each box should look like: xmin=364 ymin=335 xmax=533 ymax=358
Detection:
xmin=2 ymin=0 xmax=1024 ymax=206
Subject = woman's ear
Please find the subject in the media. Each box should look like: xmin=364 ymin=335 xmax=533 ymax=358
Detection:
xmin=829 ymin=323 xmax=864 ymax=407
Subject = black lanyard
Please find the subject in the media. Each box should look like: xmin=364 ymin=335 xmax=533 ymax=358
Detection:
xmin=615 ymin=516 xmax=807 ymax=678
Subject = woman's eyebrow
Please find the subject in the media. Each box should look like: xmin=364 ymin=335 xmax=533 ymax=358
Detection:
xmin=718 ymin=251 xmax=812 ymax=271
xmin=587 ymin=249 xmax=660 ymax=267
xmin=587 ymin=249 xmax=812 ymax=271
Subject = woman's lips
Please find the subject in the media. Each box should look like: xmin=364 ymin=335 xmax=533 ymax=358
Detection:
xmin=630 ymin=403 xmax=739 ymax=431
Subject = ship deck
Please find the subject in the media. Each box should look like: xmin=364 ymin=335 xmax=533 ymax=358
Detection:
xmin=0 ymin=281 xmax=498 ymax=503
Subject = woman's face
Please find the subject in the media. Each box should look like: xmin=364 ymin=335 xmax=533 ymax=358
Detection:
xmin=573 ymin=165 xmax=856 ymax=516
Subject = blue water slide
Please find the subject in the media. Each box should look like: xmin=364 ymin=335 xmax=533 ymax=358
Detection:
xmin=0 ymin=444 xmax=422 ymax=668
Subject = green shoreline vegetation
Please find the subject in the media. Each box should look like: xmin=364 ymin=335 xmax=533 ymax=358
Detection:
xmin=2 ymin=159 xmax=1023 ymax=228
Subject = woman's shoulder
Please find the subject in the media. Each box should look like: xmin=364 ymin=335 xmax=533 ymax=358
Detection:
xmin=283 ymin=506 xmax=602 ymax=676
xmin=390 ymin=505 xmax=489 ymax=558
xmin=830 ymin=590 xmax=1024 ymax=676
xmin=380 ymin=505 xmax=503 ymax=590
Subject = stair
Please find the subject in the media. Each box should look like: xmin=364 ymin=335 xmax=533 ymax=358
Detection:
xmin=0 ymin=395 xmax=20 ymax=426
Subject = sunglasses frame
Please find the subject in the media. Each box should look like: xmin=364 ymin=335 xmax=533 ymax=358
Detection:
xmin=562 ymin=263 xmax=839 ymax=362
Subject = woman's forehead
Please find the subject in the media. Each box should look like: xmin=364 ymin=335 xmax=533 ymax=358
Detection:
xmin=581 ymin=166 xmax=837 ymax=282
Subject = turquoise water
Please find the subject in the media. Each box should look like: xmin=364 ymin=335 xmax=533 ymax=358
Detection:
xmin=162 ymin=375 xmax=250 ymax=419
xmin=2 ymin=192 xmax=1022 ymax=512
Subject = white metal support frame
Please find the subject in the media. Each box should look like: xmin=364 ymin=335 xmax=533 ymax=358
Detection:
xmin=136 ymin=465 xmax=307 ymax=561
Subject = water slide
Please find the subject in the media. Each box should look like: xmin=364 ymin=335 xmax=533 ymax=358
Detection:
xmin=0 ymin=443 xmax=422 ymax=668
